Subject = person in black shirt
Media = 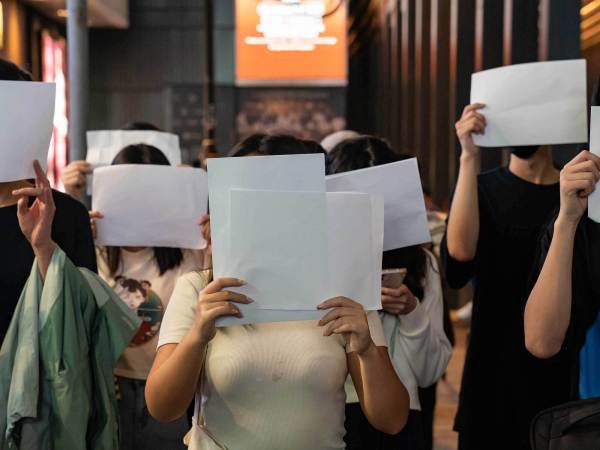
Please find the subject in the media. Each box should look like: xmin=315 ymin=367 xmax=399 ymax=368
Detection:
xmin=525 ymin=150 xmax=600 ymax=398
xmin=442 ymin=103 xmax=561 ymax=450
xmin=0 ymin=58 xmax=97 ymax=346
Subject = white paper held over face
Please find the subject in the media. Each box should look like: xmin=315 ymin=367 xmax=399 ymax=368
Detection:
xmin=92 ymin=165 xmax=208 ymax=249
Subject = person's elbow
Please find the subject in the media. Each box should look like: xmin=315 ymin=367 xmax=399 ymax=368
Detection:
xmin=373 ymin=409 xmax=408 ymax=436
xmin=446 ymin=238 xmax=476 ymax=262
xmin=144 ymin=382 xmax=184 ymax=423
xmin=525 ymin=331 xmax=563 ymax=359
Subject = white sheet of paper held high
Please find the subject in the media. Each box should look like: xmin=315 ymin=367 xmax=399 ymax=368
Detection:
xmin=471 ymin=59 xmax=588 ymax=147
xmin=92 ymin=165 xmax=207 ymax=249
xmin=207 ymin=154 xmax=326 ymax=279
xmin=86 ymin=130 xmax=182 ymax=195
xmin=0 ymin=81 xmax=55 ymax=182
xmin=589 ymin=108 xmax=600 ymax=223
xmin=217 ymin=193 xmax=384 ymax=326
xmin=326 ymin=158 xmax=431 ymax=251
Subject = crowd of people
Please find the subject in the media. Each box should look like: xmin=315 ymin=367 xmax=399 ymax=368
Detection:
xmin=1 ymin=53 xmax=599 ymax=450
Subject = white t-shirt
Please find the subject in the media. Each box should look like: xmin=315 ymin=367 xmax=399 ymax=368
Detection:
xmin=97 ymin=247 xmax=201 ymax=380
xmin=158 ymin=271 xmax=387 ymax=450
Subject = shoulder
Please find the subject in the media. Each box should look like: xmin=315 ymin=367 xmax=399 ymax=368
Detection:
xmin=172 ymin=270 xmax=212 ymax=300
xmin=477 ymin=167 xmax=505 ymax=185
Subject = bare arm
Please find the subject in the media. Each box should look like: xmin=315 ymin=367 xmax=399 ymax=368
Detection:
xmin=525 ymin=151 xmax=600 ymax=358
xmin=446 ymin=103 xmax=486 ymax=262
xmin=318 ymin=298 xmax=409 ymax=435
xmin=145 ymin=277 xmax=251 ymax=422
xmin=348 ymin=346 xmax=410 ymax=435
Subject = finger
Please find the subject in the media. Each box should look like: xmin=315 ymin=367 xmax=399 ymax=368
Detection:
xmin=567 ymin=161 xmax=600 ymax=180
xmin=199 ymin=214 xmax=210 ymax=225
xmin=382 ymin=295 xmax=408 ymax=304
xmin=17 ymin=197 xmax=29 ymax=217
xmin=565 ymin=150 xmax=595 ymax=168
xmin=381 ymin=285 xmax=408 ymax=296
xmin=203 ymin=290 xmax=253 ymax=304
xmin=565 ymin=179 xmax=596 ymax=196
xmin=462 ymin=103 xmax=486 ymax=116
xmin=89 ymin=211 xmax=104 ymax=219
xmin=73 ymin=161 xmax=92 ymax=173
xmin=317 ymin=296 xmax=362 ymax=310
xmin=33 ymin=160 xmax=50 ymax=189
xmin=323 ymin=317 xmax=349 ymax=336
xmin=203 ymin=277 xmax=246 ymax=294
xmin=330 ymin=323 xmax=361 ymax=336
xmin=42 ymin=186 xmax=55 ymax=209
xmin=12 ymin=187 xmax=43 ymax=198
xmin=463 ymin=111 xmax=487 ymax=125
xmin=203 ymin=304 xmax=243 ymax=321
xmin=565 ymin=172 xmax=597 ymax=183
xmin=318 ymin=307 xmax=361 ymax=326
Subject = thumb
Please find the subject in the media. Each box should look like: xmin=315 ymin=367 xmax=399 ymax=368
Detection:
xmin=17 ymin=197 xmax=29 ymax=217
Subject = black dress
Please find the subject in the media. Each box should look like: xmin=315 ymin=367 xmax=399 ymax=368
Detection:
xmin=441 ymin=167 xmax=561 ymax=450
xmin=0 ymin=190 xmax=97 ymax=345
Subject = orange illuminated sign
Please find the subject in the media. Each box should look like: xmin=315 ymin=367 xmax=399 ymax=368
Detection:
xmin=236 ymin=0 xmax=347 ymax=85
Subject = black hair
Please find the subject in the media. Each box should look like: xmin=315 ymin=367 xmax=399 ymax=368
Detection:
xmin=327 ymin=136 xmax=399 ymax=174
xmin=105 ymin=144 xmax=184 ymax=277
xmin=229 ymin=134 xmax=312 ymax=157
xmin=0 ymin=58 xmax=33 ymax=81
xmin=121 ymin=121 xmax=162 ymax=131
xmin=328 ymin=135 xmax=429 ymax=299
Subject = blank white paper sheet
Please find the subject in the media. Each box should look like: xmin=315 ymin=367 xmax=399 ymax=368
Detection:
xmin=326 ymin=158 xmax=431 ymax=251
xmin=218 ymin=191 xmax=384 ymax=326
xmin=0 ymin=81 xmax=56 ymax=182
xmin=92 ymin=165 xmax=208 ymax=249
xmin=589 ymin=108 xmax=600 ymax=223
xmin=470 ymin=59 xmax=588 ymax=147
xmin=207 ymin=154 xmax=326 ymax=278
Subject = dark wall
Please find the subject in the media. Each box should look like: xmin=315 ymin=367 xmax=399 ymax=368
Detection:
xmin=348 ymin=0 xmax=583 ymax=208
xmin=88 ymin=0 xmax=236 ymax=160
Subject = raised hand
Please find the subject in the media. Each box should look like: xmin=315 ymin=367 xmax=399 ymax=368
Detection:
xmin=381 ymin=284 xmax=418 ymax=316
xmin=192 ymin=277 xmax=252 ymax=344
xmin=318 ymin=297 xmax=374 ymax=355
xmin=61 ymin=160 xmax=91 ymax=200
xmin=557 ymin=150 xmax=600 ymax=226
xmin=456 ymin=103 xmax=486 ymax=157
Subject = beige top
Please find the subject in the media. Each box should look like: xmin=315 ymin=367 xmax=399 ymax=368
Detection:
xmin=158 ymin=271 xmax=387 ymax=450
xmin=97 ymin=247 xmax=200 ymax=380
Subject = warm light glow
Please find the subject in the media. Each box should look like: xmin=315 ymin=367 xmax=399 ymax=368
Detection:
xmin=581 ymin=0 xmax=600 ymax=17
xmin=57 ymin=9 xmax=68 ymax=18
xmin=0 ymin=2 xmax=4 ymax=50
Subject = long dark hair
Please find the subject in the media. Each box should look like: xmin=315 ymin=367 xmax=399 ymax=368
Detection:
xmin=328 ymin=136 xmax=429 ymax=299
xmin=105 ymin=144 xmax=184 ymax=277
xmin=229 ymin=134 xmax=315 ymax=157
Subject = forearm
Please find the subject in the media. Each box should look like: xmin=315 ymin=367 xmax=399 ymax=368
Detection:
xmin=525 ymin=218 xmax=577 ymax=358
xmin=34 ymin=241 xmax=57 ymax=280
xmin=447 ymin=154 xmax=480 ymax=261
xmin=350 ymin=345 xmax=409 ymax=435
xmin=146 ymin=331 xmax=208 ymax=422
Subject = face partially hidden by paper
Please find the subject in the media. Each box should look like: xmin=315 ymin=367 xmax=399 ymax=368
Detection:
xmin=509 ymin=145 xmax=540 ymax=160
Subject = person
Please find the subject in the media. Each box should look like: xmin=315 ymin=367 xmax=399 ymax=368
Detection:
xmin=0 ymin=58 xmax=96 ymax=347
xmin=1 ymin=160 xmax=139 ymax=449
xmin=442 ymin=103 xmax=561 ymax=450
xmin=60 ymin=121 xmax=162 ymax=202
xmin=145 ymin=134 xmax=410 ymax=450
xmin=524 ymin=150 xmax=600 ymax=402
xmin=90 ymin=144 xmax=203 ymax=450
xmin=328 ymin=136 xmax=452 ymax=450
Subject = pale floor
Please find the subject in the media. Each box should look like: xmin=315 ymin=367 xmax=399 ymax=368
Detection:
xmin=433 ymin=325 xmax=468 ymax=450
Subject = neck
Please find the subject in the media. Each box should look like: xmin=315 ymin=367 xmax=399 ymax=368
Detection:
xmin=0 ymin=180 xmax=31 ymax=207
xmin=508 ymin=148 xmax=559 ymax=185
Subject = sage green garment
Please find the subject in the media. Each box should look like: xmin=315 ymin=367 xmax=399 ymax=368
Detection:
xmin=0 ymin=248 xmax=140 ymax=450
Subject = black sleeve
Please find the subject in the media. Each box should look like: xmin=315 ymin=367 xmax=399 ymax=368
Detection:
xmin=68 ymin=198 xmax=98 ymax=273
